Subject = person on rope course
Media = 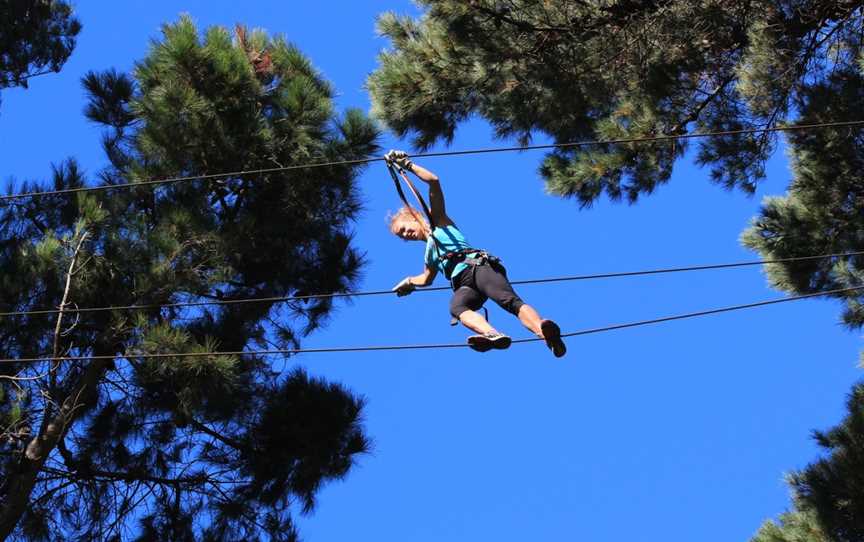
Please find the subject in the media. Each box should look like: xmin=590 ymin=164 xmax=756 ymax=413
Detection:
xmin=385 ymin=149 xmax=566 ymax=357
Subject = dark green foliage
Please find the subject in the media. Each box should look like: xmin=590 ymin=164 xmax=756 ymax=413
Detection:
xmin=201 ymin=369 xmax=367 ymax=541
xmin=784 ymin=383 xmax=864 ymax=542
xmin=0 ymin=0 xmax=80 ymax=98
xmin=244 ymin=369 xmax=368 ymax=513
xmin=368 ymin=1 xmax=862 ymax=206
xmin=0 ymin=17 xmax=378 ymax=540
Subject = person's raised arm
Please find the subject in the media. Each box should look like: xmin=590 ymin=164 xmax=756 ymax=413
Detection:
xmin=386 ymin=150 xmax=453 ymax=227
xmin=409 ymin=161 xmax=453 ymax=227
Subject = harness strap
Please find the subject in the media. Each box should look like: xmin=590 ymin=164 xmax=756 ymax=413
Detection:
xmin=440 ymin=249 xmax=504 ymax=282
xmin=440 ymin=248 xmax=482 ymax=261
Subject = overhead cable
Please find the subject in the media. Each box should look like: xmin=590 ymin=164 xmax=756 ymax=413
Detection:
xmin=1 ymin=285 xmax=860 ymax=364
xmin=2 ymin=120 xmax=862 ymax=201
xmin=1 ymin=251 xmax=860 ymax=318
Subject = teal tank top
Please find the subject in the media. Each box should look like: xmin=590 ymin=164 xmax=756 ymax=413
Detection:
xmin=424 ymin=225 xmax=478 ymax=280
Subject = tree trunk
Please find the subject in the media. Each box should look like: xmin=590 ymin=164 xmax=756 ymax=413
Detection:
xmin=0 ymin=358 xmax=110 ymax=540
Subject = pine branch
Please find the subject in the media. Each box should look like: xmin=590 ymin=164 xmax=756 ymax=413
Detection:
xmin=468 ymin=2 xmax=570 ymax=33
xmin=188 ymin=418 xmax=247 ymax=452
xmin=40 ymin=465 xmax=215 ymax=487
xmin=49 ymin=230 xmax=89 ymax=391
xmin=672 ymin=74 xmax=737 ymax=134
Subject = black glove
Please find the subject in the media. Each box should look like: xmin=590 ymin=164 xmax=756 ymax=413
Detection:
xmin=384 ymin=149 xmax=413 ymax=171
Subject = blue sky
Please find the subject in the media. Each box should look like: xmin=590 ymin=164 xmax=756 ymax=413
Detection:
xmin=1 ymin=2 xmax=861 ymax=540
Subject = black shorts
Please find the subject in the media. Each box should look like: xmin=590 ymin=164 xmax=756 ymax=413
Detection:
xmin=449 ymin=262 xmax=525 ymax=319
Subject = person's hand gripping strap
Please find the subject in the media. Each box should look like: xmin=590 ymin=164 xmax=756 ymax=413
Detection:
xmin=384 ymin=149 xmax=413 ymax=171
xmin=392 ymin=277 xmax=416 ymax=297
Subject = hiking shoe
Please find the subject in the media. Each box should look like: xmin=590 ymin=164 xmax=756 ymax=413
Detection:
xmin=467 ymin=330 xmax=512 ymax=352
xmin=540 ymin=320 xmax=566 ymax=358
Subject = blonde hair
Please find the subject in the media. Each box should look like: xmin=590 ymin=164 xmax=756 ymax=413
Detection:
xmin=387 ymin=206 xmax=430 ymax=236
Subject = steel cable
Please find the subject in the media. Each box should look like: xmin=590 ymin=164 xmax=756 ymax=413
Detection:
xmin=2 ymin=120 xmax=862 ymax=201
xmin=0 ymin=251 xmax=859 ymax=318
xmin=1 ymin=285 xmax=859 ymax=364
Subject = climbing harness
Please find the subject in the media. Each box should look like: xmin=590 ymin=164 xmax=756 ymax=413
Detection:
xmin=439 ymin=248 xmax=489 ymax=280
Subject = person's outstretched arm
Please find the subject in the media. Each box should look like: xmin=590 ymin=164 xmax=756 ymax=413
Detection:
xmin=393 ymin=264 xmax=438 ymax=296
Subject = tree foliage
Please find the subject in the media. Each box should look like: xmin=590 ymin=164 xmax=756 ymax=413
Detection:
xmin=755 ymin=383 xmax=864 ymax=542
xmin=0 ymin=0 xmax=81 ymax=101
xmin=750 ymin=507 xmax=830 ymax=542
xmin=0 ymin=17 xmax=378 ymax=540
xmin=369 ymin=0 xmax=862 ymax=204
xmin=741 ymin=60 xmax=864 ymax=330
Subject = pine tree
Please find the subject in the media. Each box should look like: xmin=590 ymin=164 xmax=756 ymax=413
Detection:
xmin=0 ymin=0 xmax=81 ymax=105
xmin=0 ymin=17 xmax=379 ymax=540
xmin=775 ymin=383 xmax=864 ymax=542
xmin=368 ymin=0 xmax=862 ymax=205
xmin=741 ymin=61 xmax=864 ymax=329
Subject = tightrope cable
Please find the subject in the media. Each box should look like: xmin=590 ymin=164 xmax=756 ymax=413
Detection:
xmin=3 ymin=120 xmax=862 ymax=201
xmin=1 ymin=251 xmax=860 ymax=318
xmin=2 ymin=285 xmax=860 ymax=364
xmin=561 ymin=286 xmax=863 ymax=339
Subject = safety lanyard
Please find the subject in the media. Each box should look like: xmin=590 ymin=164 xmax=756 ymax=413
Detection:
xmin=385 ymin=161 xmax=449 ymax=257
xmin=385 ymin=162 xmax=436 ymax=228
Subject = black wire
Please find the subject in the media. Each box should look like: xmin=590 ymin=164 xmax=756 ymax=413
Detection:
xmin=562 ymin=286 xmax=864 ymax=338
xmin=1 ymin=285 xmax=860 ymax=364
xmin=1 ymin=250 xmax=859 ymax=318
xmin=2 ymin=120 xmax=862 ymax=201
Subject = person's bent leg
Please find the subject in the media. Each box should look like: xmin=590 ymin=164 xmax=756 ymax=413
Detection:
xmin=458 ymin=309 xmax=494 ymax=334
xmin=516 ymin=303 xmax=565 ymax=357
xmin=475 ymin=265 xmax=538 ymax=334
xmin=450 ymin=285 xmax=510 ymax=352
xmin=450 ymin=286 xmax=487 ymax=331
xmin=458 ymin=310 xmax=511 ymax=351
xmin=517 ymin=304 xmax=543 ymax=336
xmin=475 ymin=265 xmax=566 ymax=357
